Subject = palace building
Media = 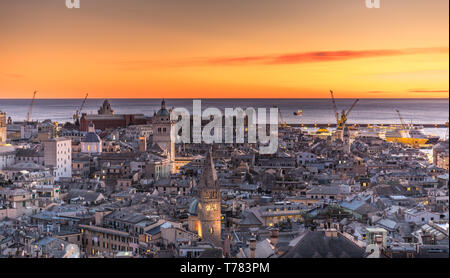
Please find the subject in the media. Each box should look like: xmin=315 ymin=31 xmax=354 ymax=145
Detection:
xmin=79 ymin=100 xmax=148 ymax=132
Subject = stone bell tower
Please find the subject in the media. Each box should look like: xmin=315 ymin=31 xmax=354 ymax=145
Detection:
xmin=152 ymin=99 xmax=175 ymax=166
xmin=197 ymin=148 xmax=222 ymax=247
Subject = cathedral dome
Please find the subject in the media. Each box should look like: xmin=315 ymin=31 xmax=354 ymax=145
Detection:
xmin=156 ymin=109 xmax=170 ymax=117
xmin=156 ymin=99 xmax=170 ymax=117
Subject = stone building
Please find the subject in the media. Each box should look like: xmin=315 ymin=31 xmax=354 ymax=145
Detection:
xmin=0 ymin=111 xmax=6 ymax=144
xmin=80 ymin=123 xmax=102 ymax=155
xmin=151 ymin=99 xmax=175 ymax=172
xmin=188 ymin=149 xmax=222 ymax=247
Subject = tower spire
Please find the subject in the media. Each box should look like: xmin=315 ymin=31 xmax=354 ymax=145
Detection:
xmin=198 ymin=148 xmax=219 ymax=188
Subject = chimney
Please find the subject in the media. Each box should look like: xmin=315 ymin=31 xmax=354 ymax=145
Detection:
xmin=270 ymin=228 xmax=279 ymax=246
xmin=249 ymin=238 xmax=256 ymax=259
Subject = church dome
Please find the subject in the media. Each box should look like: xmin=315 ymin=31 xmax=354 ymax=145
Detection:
xmin=156 ymin=109 xmax=170 ymax=117
xmin=188 ymin=199 xmax=199 ymax=216
xmin=82 ymin=132 xmax=101 ymax=143
xmin=156 ymin=99 xmax=170 ymax=117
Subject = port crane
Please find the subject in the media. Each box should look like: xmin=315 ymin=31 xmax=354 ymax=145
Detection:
xmin=395 ymin=109 xmax=411 ymax=138
xmin=26 ymin=91 xmax=37 ymax=122
xmin=73 ymin=93 xmax=88 ymax=126
xmin=396 ymin=109 xmax=407 ymax=130
xmin=330 ymin=90 xmax=359 ymax=130
xmin=273 ymin=105 xmax=288 ymax=128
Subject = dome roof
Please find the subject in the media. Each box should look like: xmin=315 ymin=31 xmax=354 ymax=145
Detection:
xmin=156 ymin=109 xmax=170 ymax=117
xmin=188 ymin=199 xmax=199 ymax=216
xmin=155 ymin=99 xmax=170 ymax=117
xmin=82 ymin=132 xmax=101 ymax=143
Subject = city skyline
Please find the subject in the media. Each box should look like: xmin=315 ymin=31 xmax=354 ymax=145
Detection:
xmin=0 ymin=0 xmax=448 ymax=99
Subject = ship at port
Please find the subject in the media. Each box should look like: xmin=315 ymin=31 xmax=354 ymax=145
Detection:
xmin=384 ymin=110 xmax=441 ymax=148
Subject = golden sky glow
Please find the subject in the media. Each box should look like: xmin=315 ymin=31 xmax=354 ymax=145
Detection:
xmin=0 ymin=0 xmax=448 ymax=98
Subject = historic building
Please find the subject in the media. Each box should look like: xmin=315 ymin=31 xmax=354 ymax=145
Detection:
xmin=98 ymin=99 xmax=114 ymax=115
xmin=191 ymin=149 xmax=222 ymax=247
xmin=151 ymin=99 xmax=175 ymax=172
xmin=79 ymin=100 xmax=148 ymax=132
xmin=0 ymin=111 xmax=6 ymax=144
xmin=81 ymin=122 xmax=102 ymax=155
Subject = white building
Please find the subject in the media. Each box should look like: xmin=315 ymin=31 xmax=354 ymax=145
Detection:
xmin=0 ymin=145 xmax=16 ymax=170
xmin=404 ymin=209 xmax=442 ymax=224
xmin=80 ymin=122 xmax=102 ymax=155
xmin=44 ymin=137 xmax=72 ymax=181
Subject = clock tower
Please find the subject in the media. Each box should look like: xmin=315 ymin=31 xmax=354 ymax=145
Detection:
xmin=197 ymin=148 xmax=222 ymax=247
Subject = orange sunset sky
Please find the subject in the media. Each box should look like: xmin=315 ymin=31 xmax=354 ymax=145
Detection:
xmin=0 ymin=0 xmax=448 ymax=99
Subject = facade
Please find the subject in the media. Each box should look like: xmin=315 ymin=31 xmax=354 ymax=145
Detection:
xmin=79 ymin=100 xmax=147 ymax=132
xmin=0 ymin=111 xmax=6 ymax=144
xmin=196 ymin=149 xmax=222 ymax=247
xmin=0 ymin=145 xmax=16 ymax=170
xmin=80 ymin=123 xmax=102 ymax=155
xmin=44 ymin=137 xmax=72 ymax=181
xmin=98 ymin=99 xmax=114 ymax=115
xmin=151 ymin=100 xmax=175 ymax=168
xmin=79 ymin=224 xmax=139 ymax=257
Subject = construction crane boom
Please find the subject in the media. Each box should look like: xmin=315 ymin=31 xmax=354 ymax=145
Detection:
xmin=330 ymin=90 xmax=359 ymax=130
xmin=346 ymin=99 xmax=360 ymax=118
xmin=273 ymin=105 xmax=288 ymax=128
xmin=330 ymin=90 xmax=339 ymax=124
xmin=73 ymin=93 xmax=88 ymax=124
xmin=396 ymin=109 xmax=407 ymax=130
xmin=26 ymin=91 xmax=37 ymax=122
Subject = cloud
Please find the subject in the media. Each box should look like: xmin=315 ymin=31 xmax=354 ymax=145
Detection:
xmin=367 ymin=90 xmax=391 ymax=94
xmin=112 ymin=47 xmax=448 ymax=70
xmin=200 ymin=47 xmax=448 ymax=66
xmin=408 ymin=89 xmax=449 ymax=93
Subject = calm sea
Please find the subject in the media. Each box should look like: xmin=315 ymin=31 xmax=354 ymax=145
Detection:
xmin=0 ymin=98 xmax=448 ymax=138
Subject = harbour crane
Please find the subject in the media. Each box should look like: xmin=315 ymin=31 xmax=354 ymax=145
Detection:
xmin=329 ymin=90 xmax=359 ymax=130
xmin=26 ymin=91 xmax=37 ymax=122
xmin=273 ymin=105 xmax=288 ymax=128
xmin=73 ymin=93 xmax=88 ymax=126
xmin=396 ymin=109 xmax=408 ymax=130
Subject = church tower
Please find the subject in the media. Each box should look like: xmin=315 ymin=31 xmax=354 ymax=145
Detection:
xmin=343 ymin=126 xmax=352 ymax=154
xmin=197 ymin=148 xmax=222 ymax=247
xmin=98 ymin=99 xmax=114 ymax=115
xmin=0 ymin=111 xmax=6 ymax=144
xmin=152 ymin=99 xmax=175 ymax=170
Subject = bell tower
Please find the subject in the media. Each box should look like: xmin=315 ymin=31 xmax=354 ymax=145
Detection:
xmin=152 ymin=99 xmax=175 ymax=170
xmin=197 ymin=148 xmax=222 ymax=247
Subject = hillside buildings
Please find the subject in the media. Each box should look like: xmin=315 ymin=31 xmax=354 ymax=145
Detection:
xmin=0 ymin=99 xmax=448 ymax=259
